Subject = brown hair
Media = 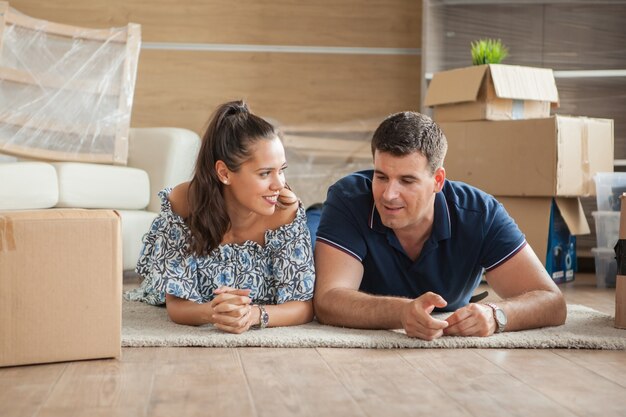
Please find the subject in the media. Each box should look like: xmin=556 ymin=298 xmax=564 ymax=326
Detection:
xmin=187 ymin=100 xmax=279 ymax=255
xmin=371 ymin=111 xmax=447 ymax=174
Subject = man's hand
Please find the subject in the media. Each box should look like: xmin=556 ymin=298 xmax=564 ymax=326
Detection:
xmin=401 ymin=292 xmax=449 ymax=340
xmin=210 ymin=286 xmax=254 ymax=334
xmin=443 ymin=303 xmax=495 ymax=337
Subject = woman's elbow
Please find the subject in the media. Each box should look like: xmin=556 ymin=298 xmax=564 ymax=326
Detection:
xmin=298 ymin=300 xmax=315 ymax=324
xmin=166 ymin=307 xmax=190 ymax=325
xmin=165 ymin=301 xmax=202 ymax=326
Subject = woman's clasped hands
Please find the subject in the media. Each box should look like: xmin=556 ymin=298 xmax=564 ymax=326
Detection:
xmin=210 ymin=286 xmax=258 ymax=334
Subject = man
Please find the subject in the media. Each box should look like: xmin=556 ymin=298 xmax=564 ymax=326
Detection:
xmin=312 ymin=111 xmax=566 ymax=340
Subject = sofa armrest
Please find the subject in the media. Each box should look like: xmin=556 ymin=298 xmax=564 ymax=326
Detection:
xmin=127 ymin=128 xmax=200 ymax=213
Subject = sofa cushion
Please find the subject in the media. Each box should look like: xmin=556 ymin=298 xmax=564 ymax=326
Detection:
xmin=128 ymin=128 xmax=199 ymax=213
xmin=0 ymin=162 xmax=59 ymax=209
xmin=117 ymin=209 xmax=159 ymax=271
xmin=52 ymin=163 xmax=150 ymax=209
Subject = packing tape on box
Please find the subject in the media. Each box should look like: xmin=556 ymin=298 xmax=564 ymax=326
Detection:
xmin=0 ymin=215 xmax=16 ymax=252
xmin=512 ymin=100 xmax=524 ymax=120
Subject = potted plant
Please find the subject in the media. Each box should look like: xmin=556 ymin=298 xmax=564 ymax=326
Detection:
xmin=470 ymin=38 xmax=509 ymax=65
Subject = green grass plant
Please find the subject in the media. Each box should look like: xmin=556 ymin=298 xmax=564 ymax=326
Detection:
xmin=471 ymin=39 xmax=509 ymax=65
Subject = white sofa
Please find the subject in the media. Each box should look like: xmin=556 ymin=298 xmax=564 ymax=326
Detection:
xmin=0 ymin=127 xmax=201 ymax=270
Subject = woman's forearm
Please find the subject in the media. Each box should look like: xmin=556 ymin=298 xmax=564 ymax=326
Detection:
xmin=165 ymin=293 xmax=214 ymax=326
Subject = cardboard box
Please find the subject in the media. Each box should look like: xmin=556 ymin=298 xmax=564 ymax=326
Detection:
xmin=0 ymin=209 xmax=122 ymax=367
xmin=497 ymin=197 xmax=590 ymax=283
xmin=441 ymin=115 xmax=614 ymax=197
xmin=616 ymin=276 xmax=626 ymax=329
xmin=424 ymin=64 xmax=559 ymax=122
xmin=616 ymin=194 xmax=626 ymax=328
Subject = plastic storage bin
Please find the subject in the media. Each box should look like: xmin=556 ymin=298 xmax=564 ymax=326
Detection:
xmin=592 ymin=211 xmax=620 ymax=248
xmin=591 ymin=247 xmax=617 ymax=288
xmin=594 ymin=172 xmax=626 ymax=212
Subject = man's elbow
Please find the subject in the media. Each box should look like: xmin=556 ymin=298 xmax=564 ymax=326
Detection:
xmin=550 ymin=289 xmax=567 ymax=326
xmin=313 ymin=294 xmax=334 ymax=325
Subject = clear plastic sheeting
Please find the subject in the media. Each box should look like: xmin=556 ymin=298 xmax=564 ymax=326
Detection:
xmin=280 ymin=120 xmax=379 ymax=208
xmin=0 ymin=3 xmax=141 ymax=165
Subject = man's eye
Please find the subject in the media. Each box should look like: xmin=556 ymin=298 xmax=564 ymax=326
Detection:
xmin=260 ymin=172 xmax=270 ymax=177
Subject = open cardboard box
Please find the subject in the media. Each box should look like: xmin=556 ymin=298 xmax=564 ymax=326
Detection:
xmin=441 ymin=115 xmax=614 ymax=197
xmin=424 ymin=64 xmax=559 ymax=122
xmin=497 ymin=197 xmax=590 ymax=283
xmin=0 ymin=209 xmax=122 ymax=367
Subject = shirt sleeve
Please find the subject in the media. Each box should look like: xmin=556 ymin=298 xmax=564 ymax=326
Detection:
xmin=269 ymin=207 xmax=316 ymax=304
xmin=131 ymin=189 xmax=203 ymax=304
xmin=479 ymin=198 xmax=527 ymax=271
xmin=315 ymin=183 xmax=368 ymax=262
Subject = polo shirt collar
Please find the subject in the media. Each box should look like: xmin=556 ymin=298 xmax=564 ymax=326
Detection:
xmin=369 ymin=190 xmax=452 ymax=242
xmin=433 ymin=190 xmax=452 ymax=241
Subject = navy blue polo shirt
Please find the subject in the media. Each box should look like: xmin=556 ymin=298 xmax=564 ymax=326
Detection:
xmin=316 ymin=170 xmax=526 ymax=311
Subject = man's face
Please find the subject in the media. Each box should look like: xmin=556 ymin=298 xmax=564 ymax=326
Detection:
xmin=372 ymin=150 xmax=445 ymax=233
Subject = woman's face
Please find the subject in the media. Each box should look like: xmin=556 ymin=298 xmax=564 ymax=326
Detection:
xmin=223 ymin=136 xmax=287 ymax=217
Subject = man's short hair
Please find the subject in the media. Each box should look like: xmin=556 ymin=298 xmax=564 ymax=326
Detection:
xmin=371 ymin=111 xmax=448 ymax=174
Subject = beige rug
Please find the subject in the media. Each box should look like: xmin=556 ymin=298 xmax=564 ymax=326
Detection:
xmin=122 ymin=300 xmax=626 ymax=349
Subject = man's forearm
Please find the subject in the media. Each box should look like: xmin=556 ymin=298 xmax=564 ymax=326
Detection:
xmin=498 ymin=289 xmax=566 ymax=331
xmin=315 ymin=288 xmax=411 ymax=329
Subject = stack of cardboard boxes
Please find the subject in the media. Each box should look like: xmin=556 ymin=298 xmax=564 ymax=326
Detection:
xmin=424 ymin=64 xmax=615 ymax=283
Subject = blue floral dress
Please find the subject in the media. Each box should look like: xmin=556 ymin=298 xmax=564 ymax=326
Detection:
xmin=124 ymin=188 xmax=315 ymax=306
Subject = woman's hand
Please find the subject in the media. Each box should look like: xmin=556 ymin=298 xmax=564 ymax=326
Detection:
xmin=210 ymin=286 xmax=256 ymax=334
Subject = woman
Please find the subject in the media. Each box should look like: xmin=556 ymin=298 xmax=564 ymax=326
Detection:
xmin=125 ymin=100 xmax=315 ymax=334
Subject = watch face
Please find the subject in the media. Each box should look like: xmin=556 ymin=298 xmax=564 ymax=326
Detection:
xmin=261 ymin=309 xmax=270 ymax=327
xmin=495 ymin=309 xmax=507 ymax=326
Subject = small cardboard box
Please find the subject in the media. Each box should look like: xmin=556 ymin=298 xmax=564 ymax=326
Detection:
xmin=441 ymin=115 xmax=614 ymax=197
xmin=0 ymin=209 xmax=122 ymax=367
xmin=497 ymin=197 xmax=590 ymax=283
xmin=424 ymin=64 xmax=559 ymax=122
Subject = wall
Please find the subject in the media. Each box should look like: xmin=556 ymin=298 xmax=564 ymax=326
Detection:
xmin=10 ymin=0 xmax=422 ymax=134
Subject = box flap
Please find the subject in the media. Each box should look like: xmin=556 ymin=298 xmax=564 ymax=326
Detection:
xmin=488 ymin=64 xmax=559 ymax=103
xmin=424 ymin=65 xmax=489 ymax=107
xmin=554 ymin=197 xmax=590 ymax=235
xmin=0 ymin=208 xmax=119 ymax=221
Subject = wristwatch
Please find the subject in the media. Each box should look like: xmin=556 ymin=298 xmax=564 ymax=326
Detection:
xmin=484 ymin=303 xmax=507 ymax=333
xmin=256 ymin=305 xmax=269 ymax=329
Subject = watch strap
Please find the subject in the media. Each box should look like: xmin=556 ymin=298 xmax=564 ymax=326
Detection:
xmin=484 ymin=302 xmax=505 ymax=333
xmin=257 ymin=305 xmax=269 ymax=329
